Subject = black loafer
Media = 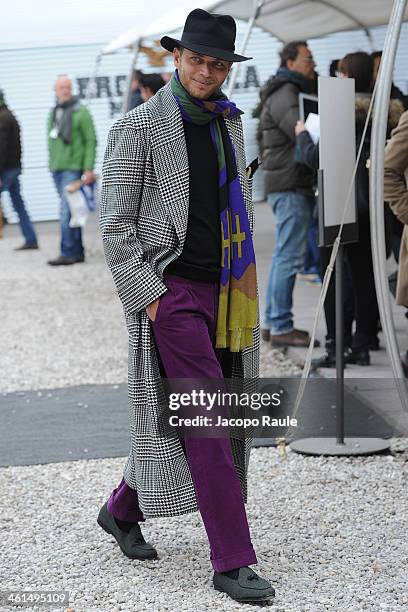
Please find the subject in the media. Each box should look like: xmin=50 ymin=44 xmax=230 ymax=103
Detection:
xmin=368 ymin=336 xmax=380 ymax=351
xmin=213 ymin=567 xmax=275 ymax=602
xmin=97 ymin=502 xmax=158 ymax=560
xmin=345 ymin=348 xmax=370 ymax=366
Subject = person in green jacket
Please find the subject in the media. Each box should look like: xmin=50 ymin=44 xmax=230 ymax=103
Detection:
xmin=47 ymin=75 xmax=97 ymax=265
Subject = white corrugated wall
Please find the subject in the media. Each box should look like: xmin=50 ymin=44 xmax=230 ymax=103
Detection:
xmin=1 ymin=22 xmax=407 ymax=222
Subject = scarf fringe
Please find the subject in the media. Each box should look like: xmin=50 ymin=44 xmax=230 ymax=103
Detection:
xmin=216 ymin=328 xmax=254 ymax=352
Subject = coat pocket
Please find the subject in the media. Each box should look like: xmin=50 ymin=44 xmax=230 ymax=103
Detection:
xmin=146 ymin=293 xmax=165 ymax=323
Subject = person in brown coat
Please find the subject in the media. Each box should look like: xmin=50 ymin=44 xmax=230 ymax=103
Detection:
xmin=384 ymin=110 xmax=408 ymax=374
xmin=384 ymin=110 xmax=408 ymax=307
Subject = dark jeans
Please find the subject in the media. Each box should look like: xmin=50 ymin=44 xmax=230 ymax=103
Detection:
xmin=107 ymin=275 xmax=257 ymax=573
xmin=0 ymin=167 xmax=38 ymax=245
xmin=304 ymin=212 xmax=320 ymax=275
xmin=51 ymin=170 xmax=84 ymax=258
xmin=264 ymin=191 xmax=315 ymax=333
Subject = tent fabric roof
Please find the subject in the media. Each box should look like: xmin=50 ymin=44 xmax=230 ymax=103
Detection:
xmin=102 ymin=0 xmax=408 ymax=54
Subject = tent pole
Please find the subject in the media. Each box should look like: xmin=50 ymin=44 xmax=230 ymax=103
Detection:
xmin=226 ymin=0 xmax=265 ymax=99
xmin=369 ymin=0 xmax=408 ymax=412
xmin=364 ymin=28 xmax=376 ymax=52
xmin=84 ymin=52 xmax=102 ymax=106
xmin=122 ymin=39 xmax=142 ymax=115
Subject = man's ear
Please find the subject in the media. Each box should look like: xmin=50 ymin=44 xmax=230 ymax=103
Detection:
xmin=173 ymin=48 xmax=181 ymax=68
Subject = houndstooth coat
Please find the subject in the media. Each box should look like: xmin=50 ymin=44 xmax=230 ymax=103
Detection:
xmin=100 ymin=82 xmax=260 ymax=518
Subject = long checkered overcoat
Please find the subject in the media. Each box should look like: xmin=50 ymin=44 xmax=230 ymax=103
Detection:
xmin=100 ymin=82 xmax=260 ymax=518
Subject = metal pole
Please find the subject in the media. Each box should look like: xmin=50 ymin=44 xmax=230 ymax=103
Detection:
xmin=364 ymin=28 xmax=376 ymax=52
xmin=226 ymin=0 xmax=265 ymax=98
xmin=369 ymin=0 xmax=408 ymax=413
xmin=335 ymin=243 xmax=345 ymax=444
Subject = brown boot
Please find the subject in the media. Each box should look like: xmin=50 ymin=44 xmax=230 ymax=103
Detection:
xmin=270 ymin=328 xmax=320 ymax=348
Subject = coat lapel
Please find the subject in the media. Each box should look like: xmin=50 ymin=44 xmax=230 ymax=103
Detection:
xmin=149 ymin=84 xmax=189 ymax=245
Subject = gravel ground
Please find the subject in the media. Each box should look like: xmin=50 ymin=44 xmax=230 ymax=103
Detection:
xmin=0 ymin=228 xmax=128 ymax=393
xmin=1 ymin=445 xmax=408 ymax=612
xmin=0 ymin=228 xmax=300 ymax=394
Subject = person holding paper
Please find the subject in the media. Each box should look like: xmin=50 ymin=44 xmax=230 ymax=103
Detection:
xmin=254 ymin=41 xmax=318 ymax=348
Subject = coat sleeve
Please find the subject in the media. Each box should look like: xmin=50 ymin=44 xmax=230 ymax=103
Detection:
xmin=266 ymin=84 xmax=299 ymax=143
xmin=384 ymin=110 xmax=408 ymax=225
xmin=79 ymin=107 xmax=97 ymax=171
xmin=296 ymin=130 xmax=319 ymax=170
xmin=100 ymin=117 xmax=168 ymax=315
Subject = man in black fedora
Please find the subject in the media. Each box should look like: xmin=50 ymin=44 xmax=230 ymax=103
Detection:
xmin=98 ymin=8 xmax=275 ymax=604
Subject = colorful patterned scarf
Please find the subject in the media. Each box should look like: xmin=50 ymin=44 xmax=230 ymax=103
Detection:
xmin=171 ymin=70 xmax=258 ymax=352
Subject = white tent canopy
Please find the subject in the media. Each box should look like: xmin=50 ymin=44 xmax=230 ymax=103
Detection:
xmin=102 ymin=0 xmax=408 ymax=54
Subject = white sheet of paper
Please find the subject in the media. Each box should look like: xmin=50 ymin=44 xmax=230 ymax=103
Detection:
xmin=305 ymin=112 xmax=320 ymax=144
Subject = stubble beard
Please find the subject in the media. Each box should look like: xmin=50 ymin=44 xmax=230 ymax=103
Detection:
xmin=180 ymin=71 xmax=223 ymax=100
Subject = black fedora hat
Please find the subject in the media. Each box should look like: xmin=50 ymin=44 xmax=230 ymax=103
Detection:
xmin=160 ymin=8 xmax=252 ymax=63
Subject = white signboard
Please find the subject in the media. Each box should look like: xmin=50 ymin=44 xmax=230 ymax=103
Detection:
xmin=318 ymin=76 xmax=357 ymax=245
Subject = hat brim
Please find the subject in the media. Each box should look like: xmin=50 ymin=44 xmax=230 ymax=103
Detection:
xmin=160 ymin=36 xmax=251 ymax=63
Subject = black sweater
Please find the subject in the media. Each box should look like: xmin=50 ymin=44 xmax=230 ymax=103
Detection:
xmin=165 ymin=120 xmax=221 ymax=282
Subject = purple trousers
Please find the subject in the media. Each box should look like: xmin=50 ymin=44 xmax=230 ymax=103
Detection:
xmin=107 ymin=275 xmax=257 ymax=572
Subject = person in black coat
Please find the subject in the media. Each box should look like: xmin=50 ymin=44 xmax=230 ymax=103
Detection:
xmin=340 ymin=53 xmax=404 ymax=364
xmin=0 ymin=89 xmax=38 ymax=250
xmin=371 ymin=51 xmax=407 ymax=110
xmin=294 ymin=120 xmax=355 ymax=368
xmin=296 ymin=53 xmax=404 ymax=366
xmin=302 ymin=52 xmax=403 ymax=367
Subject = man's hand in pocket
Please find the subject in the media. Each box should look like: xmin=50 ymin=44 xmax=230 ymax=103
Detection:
xmin=146 ymin=297 xmax=161 ymax=322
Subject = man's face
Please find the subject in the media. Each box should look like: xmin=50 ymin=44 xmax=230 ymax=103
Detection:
xmin=55 ymin=77 xmax=72 ymax=103
xmin=288 ymin=45 xmax=316 ymax=80
xmin=174 ymin=47 xmax=232 ymax=99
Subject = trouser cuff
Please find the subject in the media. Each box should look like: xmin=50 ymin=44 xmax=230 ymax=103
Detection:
xmin=107 ymin=496 xmax=145 ymax=523
xmin=211 ymin=547 xmax=258 ymax=572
